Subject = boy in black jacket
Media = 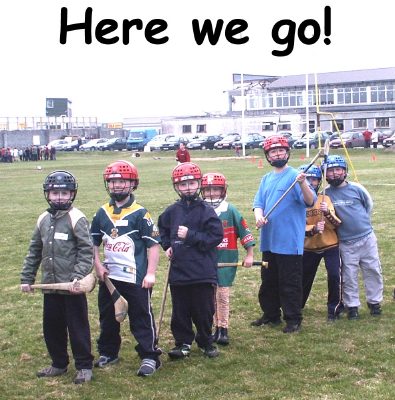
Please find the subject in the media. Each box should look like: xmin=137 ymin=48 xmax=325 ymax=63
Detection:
xmin=158 ymin=162 xmax=223 ymax=359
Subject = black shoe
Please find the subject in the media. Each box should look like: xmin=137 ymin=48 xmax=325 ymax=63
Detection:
xmin=327 ymin=314 xmax=338 ymax=323
xmin=94 ymin=355 xmax=119 ymax=368
xmin=367 ymin=302 xmax=382 ymax=316
xmin=212 ymin=327 xmax=220 ymax=343
xmin=347 ymin=307 xmax=359 ymax=320
xmin=282 ymin=323 xmax=301 ymax=333
xmin=168 ymin=344 xmax=191 ymax=360
xmin=199 ymin=344 xmax=219 ymax=358
xmin=251 ymin=315 xmax=281 ymax=327
xmin=216 ymin=328 xmax=229 ymax=346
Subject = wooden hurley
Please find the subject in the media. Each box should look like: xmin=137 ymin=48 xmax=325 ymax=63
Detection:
xmin=156 ymin=260 xmax=171 ymax=341
xmin=218 ymin=261 xmax=268 ymax=268
xmin=104 ymin=276 xmax=128 ymax=323
xmin=31 ymin=273 xmax=96 ymax=293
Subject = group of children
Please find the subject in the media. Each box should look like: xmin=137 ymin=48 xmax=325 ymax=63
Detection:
xmin=20 ymin=133 xmax=385 ymax=384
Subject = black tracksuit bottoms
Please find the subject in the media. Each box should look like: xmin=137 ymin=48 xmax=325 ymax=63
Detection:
xmin=43 ymin=293 xmax=93 ymax=370
xmin=96 ymin=280 xmax=161 ymax=361
xmin=258 ymin=252 xmax=303 ymax=324
xmin=170 ymin=283 xmax=215 ymax=348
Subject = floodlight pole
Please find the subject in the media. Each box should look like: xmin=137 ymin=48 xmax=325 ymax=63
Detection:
xmin=241 ymin=72 xmax=246 ymax=157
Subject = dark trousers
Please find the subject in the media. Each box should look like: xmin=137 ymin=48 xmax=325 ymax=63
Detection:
xmin=43 ymin=294 xmax=93 ymax=370
xmin=97 ymin=280 xmax=161 ymax=361
xmin=170 ymin=283 xmax=215 ymax=348
xmin=258 ymin=252 xmax=303 ymax=324
xmin=302 ymin=246 xmax=344 ymax=316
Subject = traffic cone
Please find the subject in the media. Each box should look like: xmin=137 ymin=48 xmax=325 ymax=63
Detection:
xmin=371 ymin=153 xmax=377 ymax=162
xmin=258 ymin=159 xmax=264 ymax=169
xmin=300 ymin=154 xmax=305 ymax=160
xmin=251 ymin=155 xmax=256 ymax=163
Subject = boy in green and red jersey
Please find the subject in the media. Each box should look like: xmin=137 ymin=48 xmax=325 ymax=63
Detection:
xmin=201 ymin=173 xmax=255 ymax=345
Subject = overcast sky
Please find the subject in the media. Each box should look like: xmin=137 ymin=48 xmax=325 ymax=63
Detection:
xmin=0 ymin=0 xmax=393 ymax=122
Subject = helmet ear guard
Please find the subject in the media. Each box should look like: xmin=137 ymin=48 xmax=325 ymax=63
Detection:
xmin=43 ymin=170 xmax=77 ymax=210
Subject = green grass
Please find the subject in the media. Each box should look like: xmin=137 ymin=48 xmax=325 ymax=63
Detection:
xmin=0 ymin=148 xmax=394 ymax=400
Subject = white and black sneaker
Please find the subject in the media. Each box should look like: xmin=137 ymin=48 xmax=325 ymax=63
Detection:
xmin=168 ymin=344 xmax=191 ymax=360
xmin=94 ymin=355 xmax=119 ymax=368
xmin=137 ymin=358 xmax=161 ymax=377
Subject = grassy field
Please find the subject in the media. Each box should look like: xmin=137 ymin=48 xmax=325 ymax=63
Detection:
xmin=0 ymin=148 xmax=394 ymax=400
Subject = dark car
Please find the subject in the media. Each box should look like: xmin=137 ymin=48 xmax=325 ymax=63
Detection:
xmin=383 ymin=133 xmax=395 ymax=147
xmin=100 ymin=137 xmax=128 ymax=151
xmin=293 ymin=132 xmax=330 ymax=149
xmin=63 ymin=138 xmax=87 ymax=151
xmin=213 ymin=134 xmax=241 ymax=150
xmin=329 ymin=131 xmax=365 ymax=149
xmin=232 ymin=133 xmax=266 ymax=149
xmin=159 ymin=136 xmax=190 ymax=151
xmin=186 ymin=135 xmax=222 ymax=150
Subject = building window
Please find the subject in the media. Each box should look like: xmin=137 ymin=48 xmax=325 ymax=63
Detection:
xmin=333 ymin=119 xmax=344 ymax=132
xmin=319 ymin=89 xmax=335 ymax=105
xmin=46 ymin=99 xmax=54 ymax=108
xmin=182 ymin=125 xmax=192 ymax=133
xmin=371 ymin=85 xmax=394 ymax=102
xmin=353 ymin=118 xmax=367 ymax=129
xmin=262 ymin=93 xmax=274 ymax=108
xmin=262 ymin=122 xmax=276 ymax=131
xmin=376 ymin=117 xmax=389 ymax=128
xmin=196 ymin=124 xmax=206 ymax=133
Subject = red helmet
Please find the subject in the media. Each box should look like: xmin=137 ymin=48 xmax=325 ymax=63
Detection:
xmin=201 ymin=173 xmax=227 ymax=189
xmin=103 ymin=160 xmax=139 ymax=186
xmin=172 ymin=162 xmax=202 ymax=183
xmin=262 ymin=135 xmax=290 ymax=152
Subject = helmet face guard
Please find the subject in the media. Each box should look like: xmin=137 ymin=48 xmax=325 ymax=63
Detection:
xmin=103 ymin=160 xmax=139 ymax=201
xmin=201 ymin=173 xmax=227 ymax=208
xmin=43 ymin=170 xmax=77 ymax=210
xmin=262 ymin=135 xmax=290 ymax=167
xmin=172 ymin=162 xmax=202 ymax=200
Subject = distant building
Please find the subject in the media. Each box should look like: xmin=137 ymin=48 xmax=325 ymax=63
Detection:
xmin=46 ymin=98 xmax=72 ymax=117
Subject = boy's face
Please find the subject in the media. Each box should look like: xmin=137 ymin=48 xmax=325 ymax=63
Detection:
xmin=48 ymin=190 xmax=74 ymax=206
xmin=176 ymin=179 xmax=199 ymax=196
xmin=307 ymin=177 xmax=320 ymax=190
xmin=108 ymin=178 xmax=134 ymax=193
xmin=201 ymin=186 xmax=223 ymax=200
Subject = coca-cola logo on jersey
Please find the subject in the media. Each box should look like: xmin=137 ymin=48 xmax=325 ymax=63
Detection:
xmin=104 ymin=242 xmax=131 ymax=252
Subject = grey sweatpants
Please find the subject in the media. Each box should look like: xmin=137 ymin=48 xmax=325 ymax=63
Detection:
xmin=339 ymin=231 xmax=383 ymax=308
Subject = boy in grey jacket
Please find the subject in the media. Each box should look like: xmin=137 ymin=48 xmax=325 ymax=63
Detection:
xmin=324 ymin=156 xmax=383 ymax=320
xmin=20 ymin=170 xmax=94 ymax=384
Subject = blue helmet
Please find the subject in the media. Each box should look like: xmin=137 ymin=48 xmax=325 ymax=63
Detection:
xmin=323 ymin=155 xmax=348 ymax=172
xmin=298 ymin=164 xmax=322 ymax=180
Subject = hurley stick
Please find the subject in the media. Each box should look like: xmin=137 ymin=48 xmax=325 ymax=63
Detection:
xmin=104 ymin=276 xmax=128 ymax=323
xmin=157 ymin=260 xmax=171 ymax=341
xmin=31 ymin=273 xmax=96 ymax=293
xmin=320 ymin=139 xmax=330 ymax=226
xmin=218 ymin=261 xmax=268 ymax=268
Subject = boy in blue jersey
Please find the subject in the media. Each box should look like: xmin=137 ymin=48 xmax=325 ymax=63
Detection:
xmin=91 ymin=160 xmax=162 ymax=377
xmin=324 ymin=155 xmax=383 ymax=320
xmin=252 ymin=135 xmax=316 ymax=333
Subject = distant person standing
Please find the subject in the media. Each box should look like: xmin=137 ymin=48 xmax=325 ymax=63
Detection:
xmin=176 ymin=143 xmax=191 ymax=164
xmin=371 ymin=130 xmax=379 ymax=149
xmin=362 ymin=129 xmax=372 ymax=148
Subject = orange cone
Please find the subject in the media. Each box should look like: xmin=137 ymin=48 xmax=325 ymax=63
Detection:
xmin=251 ymin=155 xmax=256 ymax=163
xmin=371 ymin=153 xmax=377 ymax=162
xmin=258 ymin=159 xmax=264 ymax=169
xmin=300 ymin=154 xmax=305 ymax=160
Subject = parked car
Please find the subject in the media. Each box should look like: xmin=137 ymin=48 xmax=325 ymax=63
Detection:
xmin=63 ymin=138 xmax=88 ymax=151
xmin=232 ymin=133 xmax=266 ymax=149
xmin=159 ymin=136 xmax=191 ymax=151
xmin=146 ymin=134 xmax=175 ymax=151
xmin=213 ymin=134 xmax=241 ymax=150
xmin=47 ymin=139 xmax=69 ymax=150
xmin=186 ymin=134 xmax=222 ymax=150
xmin=382 ymin=133 xmax=395 ymax=147
xmin=329 ymin=131 xmax=365 ymax=149
xmin=79 ymin=138 xmax=108 ymax=151
xmin=375 ymin=129 xmax=394 ymax=143
xmin=293 ymin=132 xmax=331 ymax=149
xmin=99 ymin=137 xmax=128 ymax=151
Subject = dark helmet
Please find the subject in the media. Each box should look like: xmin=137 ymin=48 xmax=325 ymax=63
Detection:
xmin=43 ymin=170 xmax=77 ymax=210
